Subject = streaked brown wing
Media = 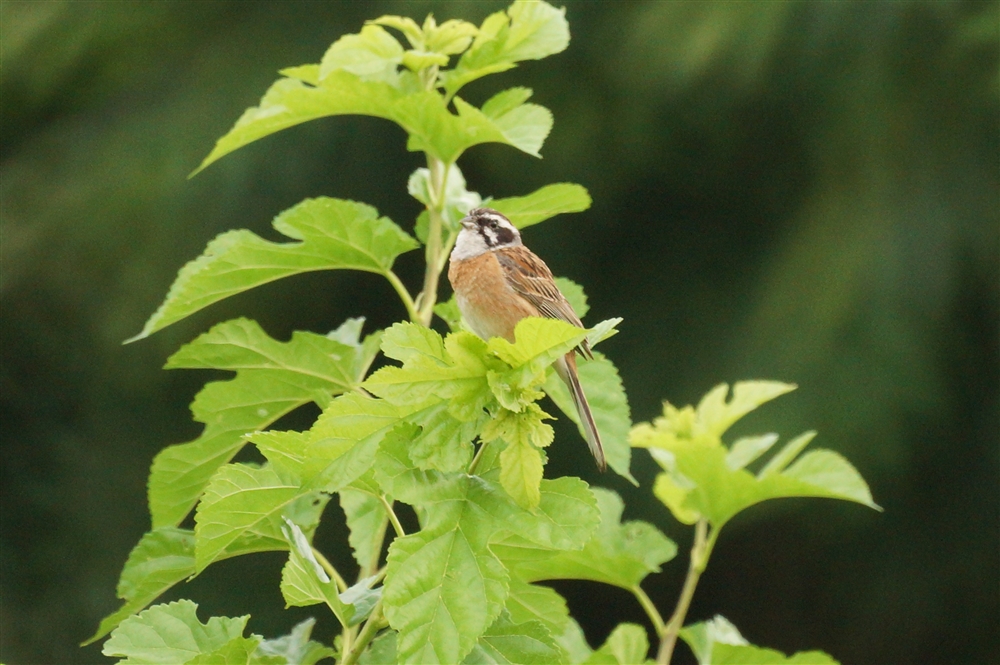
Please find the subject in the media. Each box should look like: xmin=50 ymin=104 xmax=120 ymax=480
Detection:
xmin=495 ymin=246 xmax=593 ymax=358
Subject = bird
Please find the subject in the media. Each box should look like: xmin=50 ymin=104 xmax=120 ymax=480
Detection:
xmin=447 ymin=207 xmax=606 ymax=471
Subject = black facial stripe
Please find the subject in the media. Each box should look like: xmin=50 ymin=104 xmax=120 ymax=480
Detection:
xmin=493 ymin=224 xmax=516 ymax=245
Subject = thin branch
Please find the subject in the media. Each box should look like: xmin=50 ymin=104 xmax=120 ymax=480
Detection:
xmin=416 ymin=158 xmax=452 ymax=326
xmin=379 ymin=494 xmax=406 ymax=538
xmin=341 ymin=600 xmax=387 ymax=665
xmin=632 ymin=584 xmax=665 ymax=636
xmin=656 ymin=519 xmax=710 ymax=665
xmin=384 ymin=270 xmax=420 ymax=324
xmin=311 ymin=546 xmax=348 ymax=593
xmin=467 ymin=439 xmax=491 ymax=475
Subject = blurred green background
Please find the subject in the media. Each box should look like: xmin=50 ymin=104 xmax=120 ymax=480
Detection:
xmin=2 ymin=1 xmax=997 ymax=664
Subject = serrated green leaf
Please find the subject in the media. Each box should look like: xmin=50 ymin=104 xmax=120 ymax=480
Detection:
xmin=248 ymin=391 xmax=416 ymax=498
xmin=148 ymin=317 xmax=371 ymax=528
xmin=491 ymin=183 xmax=592 ymax=230
xmin=279 ymin=64 xmax=320 ymax=85
xmin=499 ymin=436 xmax=545 ymax=510
xmin=366 ymin=332 xmax=493 ymax=408
xmin=425 ymin=18 xmax=478 ymax=56
xmin=384 ymin=517 xmax=509 ymax=664
xmin=194 ymin=67 xmax=553 ymax=174
xmin=505 ymin=578 xmax=590 ymax=664
xmin=377 ymin=432 xmax=597 ymax=664
xmin=340 ymin=489 xmax=389 ymax=572
xmin=434 ymin=296 xmax=465 ymax=332
xmin=279 ymin=529 xmax=343 ymax=612
xmin=370 ymin=16 xmax=423 ymax=49
xmin=84 ymin=528 xmax=196 ymax=645
xmin=463 ymin=612 xmax=561 ymax=665
xmin=403 ymin=50 xmax=450 ymax=71
xmin=193 ymin=463 xmax=328 ymax=572
xmin=504 ymin=578 xmax=568 ymax=636
xmin=502 ymin=489 xmax=675 ymax=589
xmin=380 ymin=321 xmax=448 ymax=364
xmin=481 ymin=404 xmax=553 ymax=510
xmin=376 ymin=430 xmax=509 ymax=663
xmin=406 ymin=400 xmax=480 ymax=472
xmin=680 ymin=615 xmax=839 ymax=665
xmin=187 ymin=636 xmax=271 ymax=665
xmin=442 ymin=1 xmax=569 ymax=96
xmin=696 ymin=381 xmax=797 ymax=438
xmin=129 ymin=199 xmax=417 ymax=342
xmin=487 ymin=318 xmax=590 ymax=412
xmin=319 ymin=24 xmax=404 ymax=84
xmin=255 ymin=619 xmax=335 ymax=665
xmin=544 ymin=351 xmax=634 ymax=481
xmin=483 ymin=403 xmax=555 ymax=450
xmin=358 ymin=631 xmax=398 ymax=665
xmin=102 ymin=600 xmax=249 ymax=665
xmin=585 ymin=623 xmax=649 ymax=665
xmin=726 ymin=434 xmax=779 ymax=471
xmin=279 ymin=519 xmax=381 ymax=629
xmin=758 ymin=431 xmax=816 ymax=477
xmin=633 ymin=390 xmax=880 ymax=526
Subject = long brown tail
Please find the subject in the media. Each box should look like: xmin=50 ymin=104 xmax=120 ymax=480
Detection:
xmin=556 ymin=353 xmax=606 ymax=471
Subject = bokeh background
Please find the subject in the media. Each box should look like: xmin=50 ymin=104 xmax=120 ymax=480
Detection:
xmin=2 ymin=1 xmax=997 ymax=664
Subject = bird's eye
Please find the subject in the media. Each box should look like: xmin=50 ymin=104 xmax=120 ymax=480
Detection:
xmin=489 ymin=220 xmax=498 ymax=228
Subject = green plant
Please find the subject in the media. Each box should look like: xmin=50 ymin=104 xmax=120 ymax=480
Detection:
xmin=88 ymin=3 xmax=879 ymax=664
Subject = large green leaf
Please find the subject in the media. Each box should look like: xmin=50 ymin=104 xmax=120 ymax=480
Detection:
xmin=193 ymin=463 xmax=328 ymax=572
xmin=500 ymin=489 xmax=675 ymax=590
xmin=279 ymin=519 xmax=381 ymax=628
xmin=584 ymin=623 xmax=650 ymax=665
xmin=255 ymin=619 xmax=335 ymax=665
xmin=377 ymin=428 xmax=509 ymax=664
xmin=366 ymin=320 xmax=598 ymax=479
xmin=631 ymin=382 xmax=880 ymax=527
xmin=129 ymin=198 xmax=416 ymax=341
xmin=147 ymin=318 xmax=372 ymax=528
xmin=376 ymin=428 xmax=598 ymax=664
xmin=505 ymin=578 xmax=592 ymax=664
xmin=339 ymin=489 xmax=389 ymax=572
xmin=193 ymin=65 xmax=554 ymax=172
xmin=442 ymin=1 xmax=570 ymax=96
xmin=365 ymin=327 xmax=497 ymax=411
xmin=491 ymin=183 xmax=592 ymax=230
xmin=462 ymin=612 xmax=562 ymax=665
xmin=102 ymin=600 xmax=253 ymax=665
xmin=680 ymin=616 xmax=839 ymax=665
xmin=83 ymin=528 xmax=196 ymax=645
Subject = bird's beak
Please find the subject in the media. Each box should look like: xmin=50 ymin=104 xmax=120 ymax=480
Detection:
xmin=459 ymin=217 xmax=476 ymax=230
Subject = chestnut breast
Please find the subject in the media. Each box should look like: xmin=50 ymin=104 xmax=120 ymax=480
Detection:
xmin=448 ymin=250 xmax=536 ymax=343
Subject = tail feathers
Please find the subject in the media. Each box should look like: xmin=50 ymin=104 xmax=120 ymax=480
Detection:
xmin=556 ymin=354 xmax=606 ymax=472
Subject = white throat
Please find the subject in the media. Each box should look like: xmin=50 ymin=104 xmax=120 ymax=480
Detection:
xmin=451 ymin=227 xmax=491 ymax=261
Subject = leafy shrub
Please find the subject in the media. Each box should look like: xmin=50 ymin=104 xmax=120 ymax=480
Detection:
xmin=89 ymin=3 xmax=878 ymax=663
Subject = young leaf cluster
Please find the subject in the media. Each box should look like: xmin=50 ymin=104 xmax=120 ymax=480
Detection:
xmin=93 ymin=3 xmax=879 ymax=665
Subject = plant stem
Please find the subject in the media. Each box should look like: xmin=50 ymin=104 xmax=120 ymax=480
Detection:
xmin=385 ymin=269 xmax=420 ymax=323
xmin=379 ymin=494 xmax=406 ymax=538
xmin=312 ymin=546 xmax=348 ymax=592
xmin=467 ymin=439 xmax=492 ymax=475
xmin=416 ymin=156 xmax=452 ymax=327
xmin=632 ymin=584 xmax=665 ymax=636
xmin=341 ymin=601 xmax=386 ymax=665
xmin=656 ymin=519 xmax=715 ymax=665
